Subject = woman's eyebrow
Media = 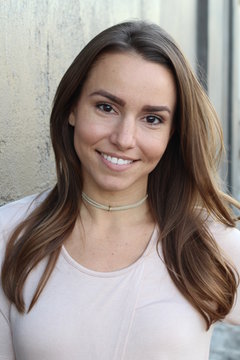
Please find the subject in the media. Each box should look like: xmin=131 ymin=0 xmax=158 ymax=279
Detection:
xmin=89 ymin=89 xmax=171 ymax=114
xmin=89 ymin=90 xmax=125 ymax=106
xmin=142 ymin=105 xmax=171 ymax=114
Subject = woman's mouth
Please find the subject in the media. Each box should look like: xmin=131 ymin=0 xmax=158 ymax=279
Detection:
xmin=100 ymin=152 xmax=133 ymax=165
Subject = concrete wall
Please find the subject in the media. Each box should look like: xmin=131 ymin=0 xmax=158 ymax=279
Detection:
xmin=0 ymin=0 xmax=197 ymax=205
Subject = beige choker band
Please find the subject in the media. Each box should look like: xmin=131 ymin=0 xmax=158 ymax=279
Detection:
xmin=81 ymin=192 xmax=148 ymax=211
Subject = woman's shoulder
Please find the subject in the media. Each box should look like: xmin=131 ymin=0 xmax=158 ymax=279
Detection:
xmin=206 ymin=215 xmax=240 ymax=276
xmin=0 ymin=190 xmax=50 ymax=241
xmin=207 ymin=216 xmax=240 ymax=259
xmin=195 ymin=207 xmax=239 ymax=253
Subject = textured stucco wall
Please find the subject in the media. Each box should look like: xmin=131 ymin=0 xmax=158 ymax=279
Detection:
xmin=0 ymin=0 xmax=197 ymax=205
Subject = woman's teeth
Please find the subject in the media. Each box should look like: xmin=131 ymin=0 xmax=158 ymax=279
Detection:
xmin=101 ymin=153 xmax=133 ymax=165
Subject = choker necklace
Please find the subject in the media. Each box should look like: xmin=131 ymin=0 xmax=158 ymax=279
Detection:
xmin=82 ymin=192 xmax=148 ymax=211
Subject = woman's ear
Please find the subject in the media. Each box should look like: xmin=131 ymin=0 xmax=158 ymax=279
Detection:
xmin=68 ymin=112 xmax=76 ymax=127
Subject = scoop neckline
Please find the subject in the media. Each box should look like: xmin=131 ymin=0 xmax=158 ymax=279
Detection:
xmin=60 ymin=225 xmax=158 ymax=278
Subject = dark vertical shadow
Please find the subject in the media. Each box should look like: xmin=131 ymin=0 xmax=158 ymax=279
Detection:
xmin=196 ymin=0 xmax=208 ymax=91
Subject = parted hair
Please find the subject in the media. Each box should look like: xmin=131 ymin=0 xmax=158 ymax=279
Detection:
xmin=2 ymin=20 xmax=239 ymax=329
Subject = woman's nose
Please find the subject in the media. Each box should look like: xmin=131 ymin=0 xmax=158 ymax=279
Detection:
xmin=110 ymin=116 xmax=137 ymax=150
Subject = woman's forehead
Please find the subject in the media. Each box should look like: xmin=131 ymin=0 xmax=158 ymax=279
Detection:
xmin=78 ymin=52 xmax=177 ymax=116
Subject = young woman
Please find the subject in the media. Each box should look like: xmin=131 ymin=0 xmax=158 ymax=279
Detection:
xmin=0 ymin=21 xmax=239 ymax=360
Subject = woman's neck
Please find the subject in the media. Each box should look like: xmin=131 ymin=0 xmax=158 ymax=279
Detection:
xmin=80 ymin=189 xmax=152 ymax=228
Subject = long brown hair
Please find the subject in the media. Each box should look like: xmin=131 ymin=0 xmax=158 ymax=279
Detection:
xmin=2 ymin=21 xmax=239 ymax=329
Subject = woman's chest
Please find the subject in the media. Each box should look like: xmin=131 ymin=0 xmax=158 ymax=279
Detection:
xmin=10 ymin=253 xmax=212 ymax=360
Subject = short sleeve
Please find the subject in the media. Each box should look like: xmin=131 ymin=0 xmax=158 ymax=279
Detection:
xmin=209 ymin=221 xmax=240 ymax=324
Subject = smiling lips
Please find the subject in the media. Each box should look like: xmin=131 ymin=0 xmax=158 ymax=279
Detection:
xmin=100 ymin=152 xmax=135 ymax=165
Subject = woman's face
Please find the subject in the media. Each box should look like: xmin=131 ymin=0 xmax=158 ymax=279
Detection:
xmin=69 ymin=51 xmax=176 ymax=197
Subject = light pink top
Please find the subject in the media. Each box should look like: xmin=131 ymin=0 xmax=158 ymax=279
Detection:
xmin=0 ymin=194 xmax=240 ymax=360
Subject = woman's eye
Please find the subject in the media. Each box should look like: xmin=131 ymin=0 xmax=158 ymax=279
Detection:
xmin=97 ymin=103 xmax=115 ymax=113
xmin=145 ymin=115 xmax=162 ymax=125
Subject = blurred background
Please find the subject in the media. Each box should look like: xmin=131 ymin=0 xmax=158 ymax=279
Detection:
xmin=0 ymin=0 xmax=239 ymax=358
